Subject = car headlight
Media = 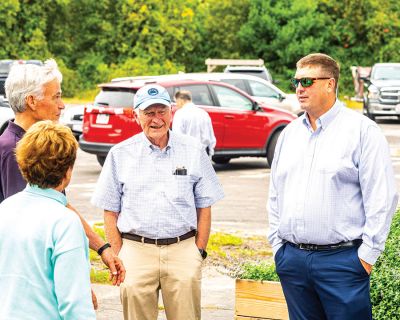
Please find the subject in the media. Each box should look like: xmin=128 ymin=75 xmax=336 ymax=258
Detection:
xmin=367 ymin=86 xmax=379 ymax=100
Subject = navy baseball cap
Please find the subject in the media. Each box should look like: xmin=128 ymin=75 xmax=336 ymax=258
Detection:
xmin=133 ymin=84 xmax=171 ymax=110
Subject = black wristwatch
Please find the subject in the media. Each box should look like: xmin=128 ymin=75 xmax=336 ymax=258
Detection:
xmin=198 ymin=249 xmax=208 ymax=259
xmin=97 ymin=243 xmax=111 ymax=256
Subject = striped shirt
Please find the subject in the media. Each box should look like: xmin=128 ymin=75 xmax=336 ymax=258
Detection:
xmin=92 ymin=130 xmax=224 ymax=239
xmin=268 ymin=100 xmax=398 ymax=265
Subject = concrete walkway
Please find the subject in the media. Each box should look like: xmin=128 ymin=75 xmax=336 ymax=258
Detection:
xmin=94 ymin=267 xmax=235 ymax=320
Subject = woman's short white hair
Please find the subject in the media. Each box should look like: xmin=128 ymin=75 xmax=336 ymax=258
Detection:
xmin=5 ymin=59 xmax=62 ymax=113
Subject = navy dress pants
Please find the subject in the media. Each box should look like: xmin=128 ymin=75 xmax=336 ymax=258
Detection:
xmin=275 ymin=243 xmax=372 ymax=320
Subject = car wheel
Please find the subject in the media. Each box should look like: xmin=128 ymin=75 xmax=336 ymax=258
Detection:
xmin=364 ymin=102 xmax=375 ymax=121
xmin=212 ymin=156 xmax=231 ymax=165
xmin=367 ymin=113 xmax=375 ymax=121
xmin=266 ymin=130 xmax=282 ymax=167
xmin=96 ymin=155 xmax=106 ymax=166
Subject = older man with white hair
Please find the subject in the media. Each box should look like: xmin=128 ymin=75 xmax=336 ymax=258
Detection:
xmin=0 ymin=59 xmax=125 ymax=298
xmin=92 ymin=84 xmax=224 ymax=320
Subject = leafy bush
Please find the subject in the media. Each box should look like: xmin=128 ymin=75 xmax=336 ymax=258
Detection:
xmin=238 ymin=261 xmax=279 ymax=282
xmin=57 ymin=59 xmax=80 ymax=97
xmin=371 ymin=210 xmax=400 ymax=319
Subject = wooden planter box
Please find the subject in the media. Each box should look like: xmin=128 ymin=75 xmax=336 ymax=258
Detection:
xmin=235 ymin=279 xmax=289 ymax=320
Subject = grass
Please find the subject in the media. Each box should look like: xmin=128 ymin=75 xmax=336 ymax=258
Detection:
xmin=90 ymin=222 xmax=111 ymax=284
xmin=205 ymin=232 xmax=273 ymax=279
xmin=64 ymin=88 xmax=99 ymax=104
xmin=89 ymin=225 xmax=274 ymax=283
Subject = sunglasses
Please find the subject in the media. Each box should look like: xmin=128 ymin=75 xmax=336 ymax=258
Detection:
xmin=290 ymin=77 xmax=331 ymax=88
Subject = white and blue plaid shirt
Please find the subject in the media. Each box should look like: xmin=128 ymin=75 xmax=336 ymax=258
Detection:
xmin=92 ymin=131 xmax=224 ymax=239
xmin=268 ymin=100 xmax=398 ymax=265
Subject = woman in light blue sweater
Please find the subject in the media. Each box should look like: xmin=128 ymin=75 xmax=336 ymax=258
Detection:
xmin=0 ymin=121 xmax=95 ymax=319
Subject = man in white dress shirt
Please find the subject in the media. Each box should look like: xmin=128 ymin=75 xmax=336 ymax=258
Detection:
xmin=268 ymin=53 xmax=398 ymax=319
xmin=172 ymin=90 xmax=216 ymax=157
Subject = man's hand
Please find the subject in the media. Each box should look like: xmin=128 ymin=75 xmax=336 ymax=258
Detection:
xmin=360 ymin=258 xmax=373 ymax=275
xmin=91 ymin=288 xmax=98 ymax=310
xmin=100 ymin=247 xmax=126 ymax=286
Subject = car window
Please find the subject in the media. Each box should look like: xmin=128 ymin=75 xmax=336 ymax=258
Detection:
xmin=166 ymin=87 xmax=175 ymax=101
xmin=94 ymin=89 xmax=135 ymax=108
xmin=213 ymin=85 xmax=253 ymax=110
xmin=372 ymin=66 xmax=400 ymax=80
xmin=220 ymin=79 xmax=247 ymax=93
xmin=178 ymin=84 xmax=214 ymax=106
xmin=248 ymin=80 xmax=279 ymax=98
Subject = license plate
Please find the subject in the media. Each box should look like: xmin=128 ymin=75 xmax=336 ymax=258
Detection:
xmin=96 ymin=114 xmax=109 ymax=124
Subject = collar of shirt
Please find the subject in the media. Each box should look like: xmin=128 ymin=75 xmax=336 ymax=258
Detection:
xmin=7 ymin=120 xmax=26 ymax=139
xmin=140 ymin=130 xmax=175 ymax=155
xmin=183 ymin=102 xmax=195 ymax=109
xmin=25 ymin=184 xmax=67 ymax=206
xmin=302 ymin=99 xmax=343 ymax=132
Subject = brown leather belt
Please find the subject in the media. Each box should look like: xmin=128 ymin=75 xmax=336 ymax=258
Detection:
xmin=121 ymin=229 xmax=196 ymax=246
xmin=287 ymin=239 xmax=362 ymax=251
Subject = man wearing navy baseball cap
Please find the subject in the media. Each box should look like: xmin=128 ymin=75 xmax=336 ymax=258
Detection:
xmin=92 ymin=84 xmax=224 ymax=320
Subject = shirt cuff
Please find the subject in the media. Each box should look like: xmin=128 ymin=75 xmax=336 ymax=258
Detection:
xmin=358 ymin=243 xmax=382 ymax=265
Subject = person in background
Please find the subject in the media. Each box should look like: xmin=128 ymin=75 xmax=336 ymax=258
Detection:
xmin=172 ymin=90 xmax=216 ymax=157
xmin=268 ymin=53 xmax=398 ymax=319
xmin=0 ymin=59 xmax=125 ymax=304
xmin=0 ymin=121 xmax=96 ymax=319
xmin=92 ymin=84 xmax=224 ymax=320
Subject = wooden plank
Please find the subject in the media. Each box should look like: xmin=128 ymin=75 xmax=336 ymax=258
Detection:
xmin=235 ymin=279 xmax=289 ymax=320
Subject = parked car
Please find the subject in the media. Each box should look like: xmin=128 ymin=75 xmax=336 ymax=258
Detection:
xmin=113 ymin=73 xmax=302 ymax=116
xmin=363 ymin=63 xmax=400 ymax=120
xmin=0 ymin=96 xmax=14 ymax=133
xmin=224 ymin=65 xmax=273 ymax=82
xmin=0 ymin=60 xmax=43 ymax=96
xmin=60 ymin=105 xmax=85 ymax=140
xmin=79 ymin=79 xmax=296 ymax=166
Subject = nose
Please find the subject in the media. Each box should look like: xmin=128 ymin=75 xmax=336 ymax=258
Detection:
xmin=151 ymin=115 xmax=163 ymax=124
xmin=296 ymin=81 xmax=307 ymax=93
xmin=59 ymin=99 xmax=65 ymax=109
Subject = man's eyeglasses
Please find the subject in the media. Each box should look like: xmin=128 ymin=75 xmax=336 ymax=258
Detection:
xmin=291 ymin=77 xmax=331 ymax=88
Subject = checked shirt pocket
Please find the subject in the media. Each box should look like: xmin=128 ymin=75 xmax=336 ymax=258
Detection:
xmin=166 ymin=175 xmax=194 ymax=204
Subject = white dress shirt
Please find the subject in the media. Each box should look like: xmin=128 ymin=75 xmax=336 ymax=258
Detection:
xmin=268 ymin=100 xmax=398 ymax=265
xmin=172 ymin=102 xmax=216 ymax=156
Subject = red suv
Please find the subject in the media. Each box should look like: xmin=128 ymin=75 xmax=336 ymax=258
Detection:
xmin=79 ymin=78 xmax=296 ymax=166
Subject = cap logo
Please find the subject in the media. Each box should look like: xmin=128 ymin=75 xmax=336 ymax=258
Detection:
xmin=148 ymin=88 xmax=159 ymax=96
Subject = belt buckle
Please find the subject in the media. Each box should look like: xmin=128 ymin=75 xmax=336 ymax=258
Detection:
xmin=141 ymin=237 xmax=145 ymax=244
xmin=177 ymin=236 xmax=180 ymax=243
xmin=299 ymin=243 xmax=307 ymax=250
xmin=155 ymin=238 xmax=158 ymax=245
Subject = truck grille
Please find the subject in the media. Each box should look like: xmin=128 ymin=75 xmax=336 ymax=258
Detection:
xmin=380 ymin=87 xmax=400 ymax=104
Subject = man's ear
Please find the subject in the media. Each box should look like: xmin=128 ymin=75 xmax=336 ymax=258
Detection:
xmin=134 ymin=110 xmax=141 ymax=125
xmin=327 ymin=78 xmax=336 ymax=93
xmin=26 ymin=95 xmax=37 ymax=111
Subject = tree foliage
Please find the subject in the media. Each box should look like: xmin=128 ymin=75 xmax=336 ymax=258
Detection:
xmin=0 ymin=0 xmax=399 ymax=96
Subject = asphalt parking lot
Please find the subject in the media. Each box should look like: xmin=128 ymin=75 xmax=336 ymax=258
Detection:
xmin=67 ymin=118 xmax=400 ymax=236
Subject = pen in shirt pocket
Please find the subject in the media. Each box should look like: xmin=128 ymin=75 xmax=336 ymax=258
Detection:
xmin=173 ymin=166 xmax=187 ymax=176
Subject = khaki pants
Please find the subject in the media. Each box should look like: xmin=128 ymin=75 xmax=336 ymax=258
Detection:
xmin=119 ymin=236 xmax=203 ymax=320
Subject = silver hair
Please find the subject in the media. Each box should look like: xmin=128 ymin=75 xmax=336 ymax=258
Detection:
xmin=5 ymin=59 xmax=62 ymax=113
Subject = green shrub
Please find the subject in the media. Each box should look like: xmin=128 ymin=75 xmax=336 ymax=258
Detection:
xmin=371 ymin=210 xmax=400 ymax=319
xmin=238 ymin=261 xmax=279 ymax=282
